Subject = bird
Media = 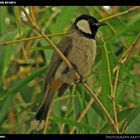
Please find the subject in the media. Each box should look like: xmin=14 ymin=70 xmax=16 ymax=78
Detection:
xmin=31 ymin=14 xmax=107 ymax=130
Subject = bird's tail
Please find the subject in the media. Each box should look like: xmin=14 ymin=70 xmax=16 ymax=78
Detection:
xmin=36 ymin=87 xmax=54 ymax=121
xmin=31 ymin=86 xmax=54 ymax=130
xmin=31 ymin=79 xmax=63 ymax=131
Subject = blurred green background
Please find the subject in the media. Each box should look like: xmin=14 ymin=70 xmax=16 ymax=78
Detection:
xmin=0 ymin=6 xmax=140 ymax=134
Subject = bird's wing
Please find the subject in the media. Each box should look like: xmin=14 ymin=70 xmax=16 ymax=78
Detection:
xmin=34 ymin=36 xmax=72 ymax=123
xmin=43 ymin=36 xmax=72 ymax=90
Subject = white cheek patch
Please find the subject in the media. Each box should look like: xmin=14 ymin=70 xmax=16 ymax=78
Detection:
xmin=76 ymin=19 xmax=92 ymax=34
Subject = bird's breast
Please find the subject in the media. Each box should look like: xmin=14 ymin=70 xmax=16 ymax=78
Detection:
xmin=68 ymin=36 xmax=96 ymax=77
xmin=55 ymin=33 xmax=97 ymax=84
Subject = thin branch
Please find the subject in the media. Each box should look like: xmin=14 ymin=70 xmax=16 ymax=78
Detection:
xmin=21 ymin=7 xmax=75 ymax=71
xmin=43 ymin=109 xmax=51 ymax=134
xmin=14 ymin=7 xmax=29 ymax=64
xmin=121 ymin=32 xmax=140 ymax=63
xmin=83 ymin=83 xmax=118 ymax=133
xmin=99 ymin=32 xmax=114 ymax=91
xmin=113 ymin=32 xmax=140 ymax=73
xmin=99 ymin=32 xmax=119 ymax=132
xmin=99 ymin=6 xmax=140 ymax=22
xmin=112 ymin=66 xmax=120 ymax=130
xmin=59 ymin=85 xmax=76 ymax=134
xmin=0 ymin=32 xmax=67 ymax=46
xmin=21 ymin=7 xmax=118 ymax=133
xmin=112 ymin=32 xmax=140 ymax=133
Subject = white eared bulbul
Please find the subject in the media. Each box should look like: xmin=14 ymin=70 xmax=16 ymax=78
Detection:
xmin=31 ymin=15 xmax=106 ymax=130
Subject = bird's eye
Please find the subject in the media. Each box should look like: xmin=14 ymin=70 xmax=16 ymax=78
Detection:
xmin=88 ymin=19 xmax=97 ymax=26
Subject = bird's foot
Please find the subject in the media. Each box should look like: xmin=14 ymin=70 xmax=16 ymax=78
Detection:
xmin=69 ymin=63 xmax=86 ymax=84
xmin=75 ymin=75 xmax=86 ymax=84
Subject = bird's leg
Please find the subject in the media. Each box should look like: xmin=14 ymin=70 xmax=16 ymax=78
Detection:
xmin=69 ymin=63 xmax=86 ymax=84
xmin=62 ymin=63 xmax=86 ymax=84
xmin=75 ymin=75 xmax=86 ymax=84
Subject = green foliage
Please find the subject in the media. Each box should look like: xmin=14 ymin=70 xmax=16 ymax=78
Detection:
xmin=0 ymin=6 xmax=140 ymax=134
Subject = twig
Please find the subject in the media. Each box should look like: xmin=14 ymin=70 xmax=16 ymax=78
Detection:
xmin=0 ymin=32 xmax=67 ymax=46
xmin=14 ymin=7 xmax=29 ymax=64
xmin=122 ymin=120 xmax=127 ymax=134
xmin=113 ymin=32 xmax=140 ymax=73
xmin=99 ymin=32 xmax=113 ymax=91
xmin=21 ymin=7 xmax=77 ymax=72
xmin=83 ymin=83 xmax=118 ymax=133
xmin=21 ymin=7 xmax=118 ymax=133
xmin=99 ymin=32 xmax=119 ymax=133
xmin=112 ymin=66 xmax=120 ymax=130
xmin=43 ymin=109 xmax=50 ymax=134
xmin=59 ymin=85 xmax=76 ymax=134
xmin=30 ymin=6 xmax=37 ymax=24
xmin=99 ymin=6 xmax=140 ymax=22
xmin=121 ymin=33 xmax=140 ymax=63
xmin=112 ymin=32 xmax=140 ymax=133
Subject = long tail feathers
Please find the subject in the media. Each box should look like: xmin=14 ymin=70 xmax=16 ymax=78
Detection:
xmin=35 ymin=89 xmax=54 ymax=121
xmin=31 ymin=79 xmax=63 ymax=131
xmin=31 ymin=87 xmax=54 ymax=131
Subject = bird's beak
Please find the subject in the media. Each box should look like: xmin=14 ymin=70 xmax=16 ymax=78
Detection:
xmin=95 ymin=22 xmax=107 ymax=27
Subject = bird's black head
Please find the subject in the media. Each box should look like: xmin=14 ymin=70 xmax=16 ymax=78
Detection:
xmin=74 ymin=14 xmax=106 ymax=39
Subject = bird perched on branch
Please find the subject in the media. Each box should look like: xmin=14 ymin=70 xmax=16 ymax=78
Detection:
xmin=31 ymin=14 xmax=106 ymax=130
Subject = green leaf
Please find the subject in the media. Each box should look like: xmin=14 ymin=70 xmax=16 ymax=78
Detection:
xmin=49 ymin=115 xmax=94 ymax=131
xmin=14 ymin=7 xmax=22 ymax=36
xmin=131 ymin=55 xmax=140 ymax=62
xmin=100 ymin=42 xmax=112 ymax=111
xmin=98 ymin=124 xmax=110 ymax=134
xmin=126 ymin=111 xmax=140 ymax=134
xmin=0 ymin=7 xmax=8 ymax=36
xmin=126 ymin=104 xmax=140 ymax=126
xmin=107 ymin=13 xmax=140 ymax=43
xmin=29 ymin=46 xmax=51 ymax=51
xmin=118 ymin=108 xmax=134 ymax=122
xmin=0 ymin=8 xmax=15 ymax=89
xmin=0 ymin=46 xmax=15 ymax=88
xmin=50 ymin=6 xmax=78 ymax=32
xmin=0 ymin=65 xmax=48 ymax=125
